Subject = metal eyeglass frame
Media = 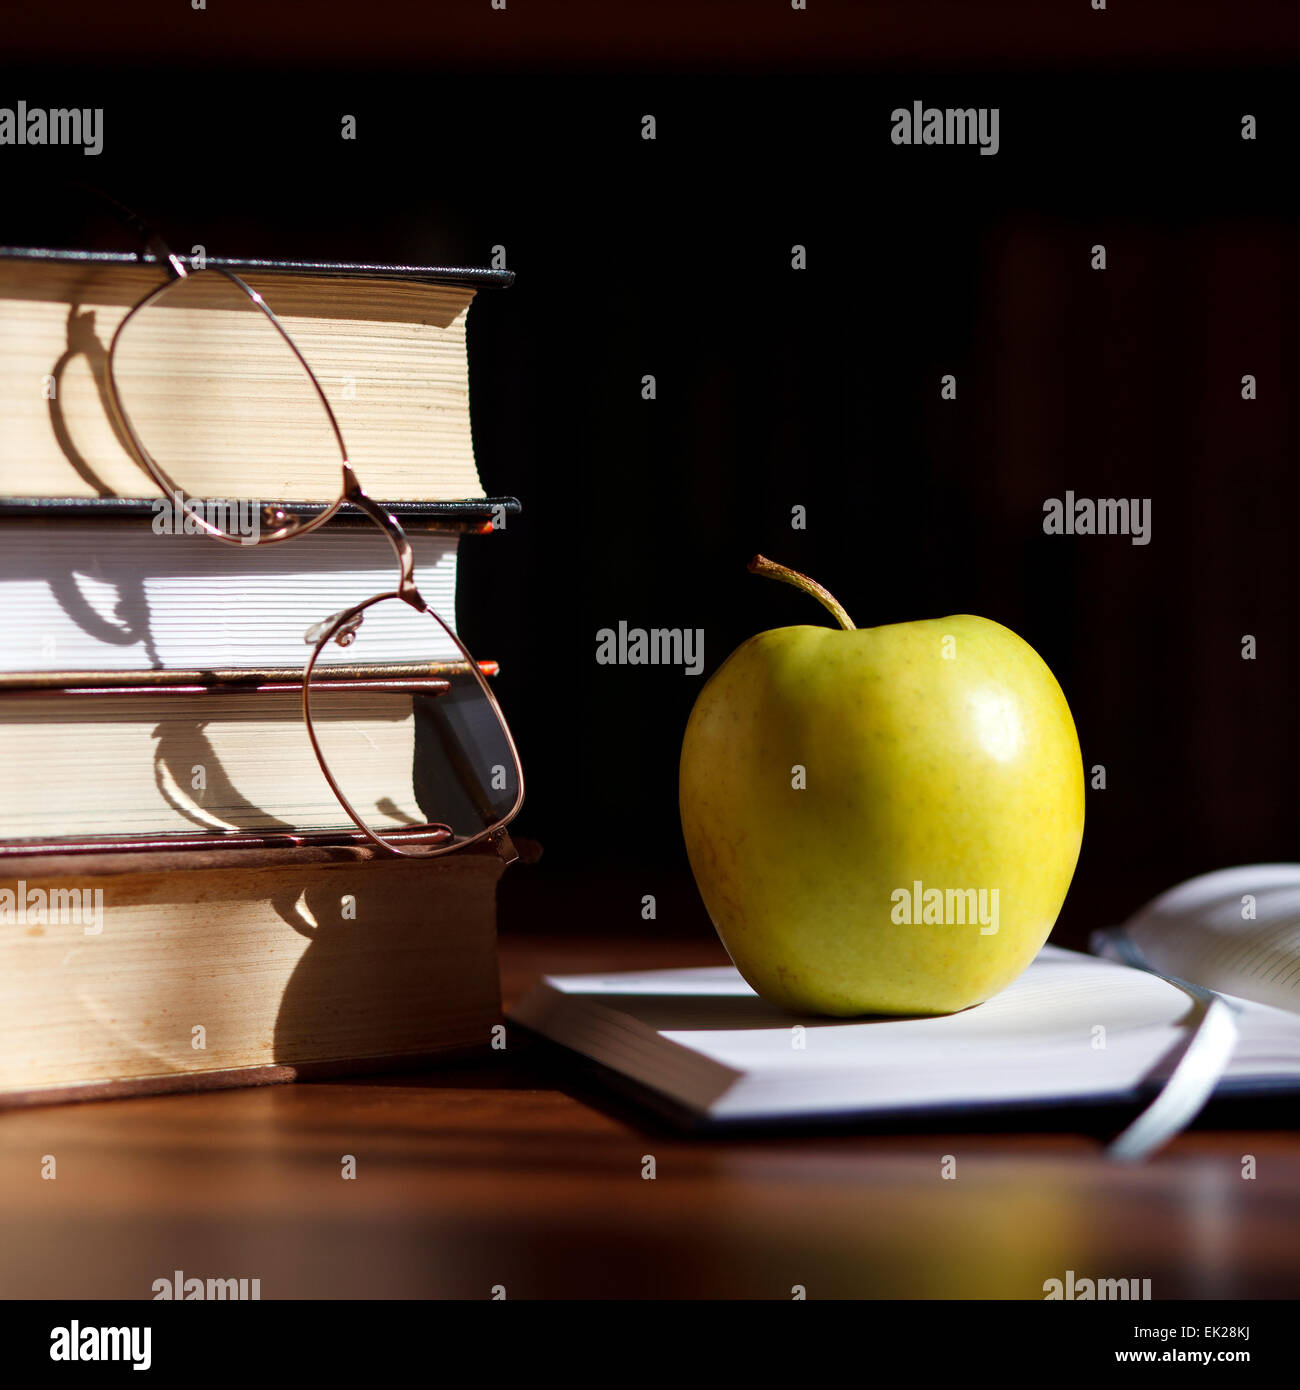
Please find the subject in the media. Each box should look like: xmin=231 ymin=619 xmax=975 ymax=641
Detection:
xmin=98 ymin=208 xmax=523 ymax=862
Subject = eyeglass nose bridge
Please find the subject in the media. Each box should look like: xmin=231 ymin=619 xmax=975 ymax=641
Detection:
xmin=340 ymin=465 xmax=425 ymax=607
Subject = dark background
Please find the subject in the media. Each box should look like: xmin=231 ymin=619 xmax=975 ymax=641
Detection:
xmin=4 ymin=3 xmax=1299 ymax=949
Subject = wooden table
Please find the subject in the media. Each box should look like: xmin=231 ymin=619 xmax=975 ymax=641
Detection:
xmin=1 ymin=929 xmax=1297 ymax=1300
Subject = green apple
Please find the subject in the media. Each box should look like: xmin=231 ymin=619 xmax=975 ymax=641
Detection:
xmin=679 ymin=556 xmax=1084 ymax=1016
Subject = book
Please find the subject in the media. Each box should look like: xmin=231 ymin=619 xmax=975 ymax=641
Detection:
xmin=0 ymin=518 xmax=465 ymax=673
xmin=0 ymin=839 xmax=524 ymax=1104
xmin=0 ymin=674 xmax=508 ymax=843
xmin=0 ymin=248 xmax=510 ymax=502
xmin=510 ymin=865 xmax=1300 ymax=1131
xmin=0 ymin=517 xmax=506 ymax=678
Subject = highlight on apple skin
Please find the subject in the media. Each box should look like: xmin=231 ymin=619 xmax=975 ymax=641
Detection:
xmin=678 ymin=556 xmax=1085 ymax=1017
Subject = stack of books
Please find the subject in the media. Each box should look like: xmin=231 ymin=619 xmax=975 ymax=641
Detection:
xmin=0 ymin=246 xmax=526 ymax=1103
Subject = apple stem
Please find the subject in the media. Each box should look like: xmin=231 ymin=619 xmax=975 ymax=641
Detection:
xmin=748 ymin=555 xmax=856 ymax=630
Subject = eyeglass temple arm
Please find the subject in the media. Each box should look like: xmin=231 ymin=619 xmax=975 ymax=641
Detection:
xmin=71 ymin=182 xmax=188 ymax=280
xmin=341 ymin=466 xmax=423 ymax=606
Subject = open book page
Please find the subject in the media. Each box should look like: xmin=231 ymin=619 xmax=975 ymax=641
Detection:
xmin=1110 ymin=865 xmax=1300 ymax=1017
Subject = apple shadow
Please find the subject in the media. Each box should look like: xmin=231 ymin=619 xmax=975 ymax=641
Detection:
xmin=567 ymin=991 xmax=931 ymax=1032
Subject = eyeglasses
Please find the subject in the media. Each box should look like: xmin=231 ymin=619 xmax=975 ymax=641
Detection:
xmin=94 ymin=196 xmax=523 ymax=862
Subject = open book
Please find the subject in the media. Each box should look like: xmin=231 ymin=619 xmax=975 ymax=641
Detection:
xmin=510 ymin=866 xmax=1300 ymax=1135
